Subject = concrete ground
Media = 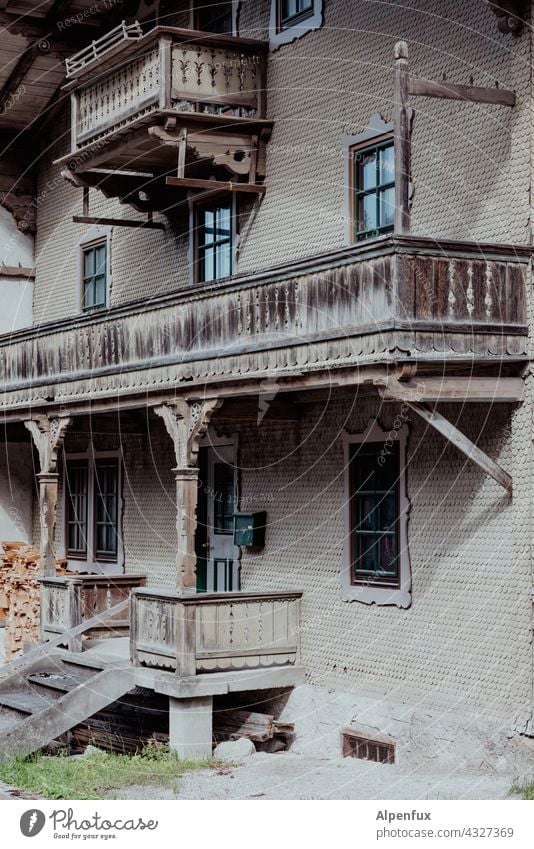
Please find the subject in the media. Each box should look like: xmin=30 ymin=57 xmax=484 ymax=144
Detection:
xmin=110 ymin=752 xmax=518 ymax=801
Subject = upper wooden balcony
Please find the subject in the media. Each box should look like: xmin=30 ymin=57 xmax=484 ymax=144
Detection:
xmin=56 ymin=23 xmax=270 ymax=209
xmin=0 ymin=234 xmax=528 ymax=419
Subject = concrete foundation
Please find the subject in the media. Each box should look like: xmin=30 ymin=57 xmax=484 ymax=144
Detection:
xmin=168 ymin=695 xmax=213 ymax=760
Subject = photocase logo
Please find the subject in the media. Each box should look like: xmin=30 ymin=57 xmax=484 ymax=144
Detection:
xmin=20 ymin=810 xmax=46 ymax=837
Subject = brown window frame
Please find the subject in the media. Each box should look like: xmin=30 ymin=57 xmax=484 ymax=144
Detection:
xmin=64 ymin=450 xmax=121 ymax=565
xmin=276 ymin=0 xmax=315 ymax=32
xmin=349 ymin=441 xmax=401 ymax=590
xmin=349 ymin=133 xmax=395 ymax=242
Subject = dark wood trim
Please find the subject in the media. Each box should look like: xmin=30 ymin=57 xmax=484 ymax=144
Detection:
xmin=166 ymin=177 xmax=266 ymax=194
xmin=409 ymin=77 xmax=516 ymax=107
xmin=73 ymin=215 xmax=165 ymax=230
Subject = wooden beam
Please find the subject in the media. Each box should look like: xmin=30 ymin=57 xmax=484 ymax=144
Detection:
xmin=394 ymin=40 xmax=411 ymax=234
xmin=380 ymin=376 xmax=524 ymax=403
xmin=0 ymin=42 xmax=38 ymax=115
xmin=405 ymin=401 xmax=513 ymax=495
xmin=165 ymin=177 xmax=266 ymax=194
xmin=0 ymin=264 xmax=35 ymax=278
xmin=72 ymin=215 xmax=165 ymax=230
xmin=408 ymin=77 xmax=515 ymax=107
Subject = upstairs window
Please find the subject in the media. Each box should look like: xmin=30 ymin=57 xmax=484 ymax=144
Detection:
xmin=195 ymin=200 xmax=233 ymax=283
xmin=278 ymin=0 xmax=314 ymax=30
xmin=352 ymin=138 xmax=395 ymax=241
xmin=82 ymin=240 xmax=107 ymax=311
xmin=194 ymin=2 xmax=234 ymax=33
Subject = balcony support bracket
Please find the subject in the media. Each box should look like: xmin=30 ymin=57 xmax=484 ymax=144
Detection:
xmin=402 ymin=400 xmax=513 ymax=495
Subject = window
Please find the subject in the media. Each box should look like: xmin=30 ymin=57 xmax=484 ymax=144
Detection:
xmin=352 ymin=138 xmax=395 ymax=241
xmin=65 ymin=449 xmax=122 ymax=568
xmin=278 ymin=0 xmax=314 ymax=30
xmin=82 ymin=240 xmax=107 ymax=311
xmin=194 ymin=1 xmax=234 ymax=33
xmin=269 ymin=0 xmax=323 ymax=49
xmin=195 ymin=200 xmax=233 ymax=283
xmin=342 ymin=419 xmax=411 ymax=607
xmin=350 ymin=442 xmax=399 ymax=588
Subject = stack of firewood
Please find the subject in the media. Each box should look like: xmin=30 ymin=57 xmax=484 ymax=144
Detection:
xmin=0 ymin=541 xmax=69 ymax=661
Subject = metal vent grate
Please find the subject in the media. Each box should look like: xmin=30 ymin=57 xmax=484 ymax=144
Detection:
xmin=341 ymin=726 xmax=395 ymax=764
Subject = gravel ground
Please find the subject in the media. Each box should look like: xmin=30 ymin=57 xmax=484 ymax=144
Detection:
xmin=109 ymin=752 xmax=518 ymax=801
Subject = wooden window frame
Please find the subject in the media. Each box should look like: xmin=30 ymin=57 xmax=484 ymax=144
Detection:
xmin=277 ymin=0 xmax=314 ymax=32
xmin=191 ymin=194 xmax=237 ymax=284
xmin=77 ymin=224 xmax=112 ymax=314
xmin=63 ymin=444 xmax=124 ymax=573
xmin=269 ymin=0 xmax=323 ymax=50
xmin=349 ymin=134 xmax=395 ymax=242
xmin=349 ymin=441 xmax=400 ymax=589
xmin=342 ymin=419 xmax=411 ymax=608
xmin=81 ymin=238 xmax=108 ymax=312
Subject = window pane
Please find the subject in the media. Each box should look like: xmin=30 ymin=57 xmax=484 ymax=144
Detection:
xmin=379 ymin=186 xmax=395 ymax=229
xmin=94 ymin=275 xmax=107 ymax=307
xmin=83 ymin=281 xmax=95 ymax=310
xmin=379 ymin=144 xmax=394 ymax=185
xmin=217 ymin=243 xmax=231 ymax=278
xmin=380 ymin=493 xmax=397 ymax=531
xmin=66 ymin=462 xmax=88 ymax=556
xmin=213 ymin=463 xmax=235 ymax=534
xmin=83 ymin=249 xmax=93 ymax=279
xmin=95 ymin=459 xmax=119 ymax=558
xmin=95 ymin=245 xmax=106 ymax=275
xmin=360 ymin=193 xmax=377 ymax=233
xmin=196 ymin=2 xmax=233 ymax=33
xmin=197 ymin=202 xmax=232 ymax=282
xmin=357 ymin=150 xmax=377 ymax=191
xmin=202 ymin=248 xmax=216 ymax=282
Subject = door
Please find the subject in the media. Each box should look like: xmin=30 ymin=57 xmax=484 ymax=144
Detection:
xmin=196 ymin=442 xmax=239 ymax=593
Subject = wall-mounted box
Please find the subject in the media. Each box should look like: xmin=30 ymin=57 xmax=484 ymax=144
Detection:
xmin=233 ymin=512 xmax=267 ymax=548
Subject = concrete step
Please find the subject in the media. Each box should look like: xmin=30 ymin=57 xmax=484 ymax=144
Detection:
xmin=27 ymin=672 xmax=82 ymax=694
xmin=0 ymin=690 xmax=55 ymax=716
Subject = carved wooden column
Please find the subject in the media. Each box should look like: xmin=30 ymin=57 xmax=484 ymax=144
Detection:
xmin=154 ymin=399 xmax=222 ymax=595
xmin=24 ymin=416 xmax=71 ymax=576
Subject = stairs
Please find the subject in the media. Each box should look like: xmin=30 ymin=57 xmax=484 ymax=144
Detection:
xmin=0 ymin=650 xmax=134 ymax=763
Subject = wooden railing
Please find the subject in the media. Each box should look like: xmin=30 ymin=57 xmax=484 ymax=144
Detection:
xmin=40 ymin=574 xmax=146 ymax=651
xmin=130 ymin=588 xmax=303 ymax=674
xmin=68 ymin=26 xmax=267 ymax=148
xmin=0 ymin=236 xmax=528 ymax=415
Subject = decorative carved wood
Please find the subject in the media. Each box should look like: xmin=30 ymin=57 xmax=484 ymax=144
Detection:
xmin=154 ymin=399 xmax=222 ymax=593
xmin=24 ymin=415 xmax=72 ymax=474
xmin=488 ymin=1 xmax=526 ymax=34
xmin=24 ymin=416 xmax=71 ymax=575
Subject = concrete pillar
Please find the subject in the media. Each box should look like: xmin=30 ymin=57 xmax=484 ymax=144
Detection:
xmin=168 ymin=695 xmax=213 ymax=760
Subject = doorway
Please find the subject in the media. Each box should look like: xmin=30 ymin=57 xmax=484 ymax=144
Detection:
xmin=196 ymin=440 xmax=240 ymax=593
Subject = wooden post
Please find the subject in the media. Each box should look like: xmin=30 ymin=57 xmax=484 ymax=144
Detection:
xmin=67 ymin=580 xmax=83 ymax=652
xmin=25 ymin=416 xmax=71 ymax=577
xmin=154 ymin=399 xmax=222 ymax=596
xmin=394 ymin=40 xmax=411 ymax=234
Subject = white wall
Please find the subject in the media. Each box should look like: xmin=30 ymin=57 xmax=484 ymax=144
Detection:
xmin=0 ymin=204 xmax=34 ymax=334
xmin=0 ymin=442 xmax=33 ymax=544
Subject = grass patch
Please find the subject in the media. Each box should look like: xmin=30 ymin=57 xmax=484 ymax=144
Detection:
xmin=0 ymin=743 xmax=211 ymax=800
xmin=510 ymin=780 xmax=534 ymax=800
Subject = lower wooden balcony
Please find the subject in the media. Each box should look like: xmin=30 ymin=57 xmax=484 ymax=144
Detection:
xmin=130 ymin=588 xmax=303 ymax=675
xmin=40 ymin=574 xmax=146 ymax=649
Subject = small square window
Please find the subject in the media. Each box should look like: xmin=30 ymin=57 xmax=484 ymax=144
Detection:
xmin=195 ymin=200 xmax=233 ymax=283
xmin=82 ymin=241 xmax=108 ymax=311
xmin=351 ymin=138 xmax=395 ymax=241
xmin=278 ymin=0 xmax=314 ymax=30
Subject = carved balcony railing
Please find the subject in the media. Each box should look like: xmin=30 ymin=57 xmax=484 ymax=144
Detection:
xmin=40 ymin=574 xmax=146 ymax=650
xmin=130 ymin=588 xmax=303 ymax=674
xmin=63 ymin=25 xmax=268 ymax=150
xmin=0 ymin=235 xmax=528 ymax=416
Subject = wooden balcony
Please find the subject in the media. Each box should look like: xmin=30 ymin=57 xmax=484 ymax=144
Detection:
xmin=56 ymin=25 xmax=270 ymax=209
xmin=130 ymin=588 xmax=303 ymax=675
xmin=40 ymin=574 xmax=146 ymax=650
xmin=0 ymin=235 xmax=528 ymax=418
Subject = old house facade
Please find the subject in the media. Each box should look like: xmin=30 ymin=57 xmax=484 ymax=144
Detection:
xmin=0 ymin=0 xmax=533 ymax=765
